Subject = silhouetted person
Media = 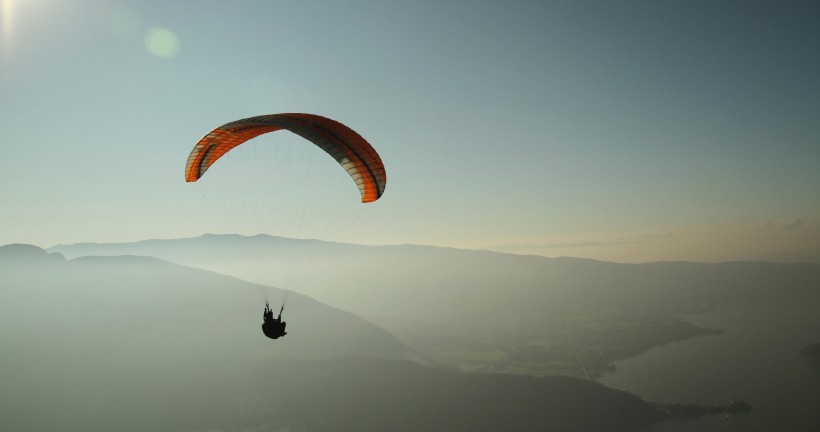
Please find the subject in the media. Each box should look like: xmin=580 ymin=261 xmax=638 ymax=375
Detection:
xmin=262 ymin=304 xmax=287 ymax=339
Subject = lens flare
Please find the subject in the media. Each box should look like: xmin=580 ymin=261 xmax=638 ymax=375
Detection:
xmin=144 ymin=27 xmax=180 ymax=59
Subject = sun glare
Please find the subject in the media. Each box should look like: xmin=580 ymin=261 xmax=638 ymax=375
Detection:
xmin=1 ymin=0 xmax=13 ymax=42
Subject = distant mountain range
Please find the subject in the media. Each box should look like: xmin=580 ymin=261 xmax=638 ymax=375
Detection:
xmin=49 ymin=234 xmax=820 ymax=322
xmin=47 ymin=235 xmax=820 ymax=377
xmin=0 ymin=243 xmax=425 ymax=364
xmin=0 ymin=243 xmax=673 ymax=431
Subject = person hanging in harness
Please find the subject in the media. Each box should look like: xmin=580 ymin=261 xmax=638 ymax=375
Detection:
xmin=262 ymin=303 xmax=287 ymax=339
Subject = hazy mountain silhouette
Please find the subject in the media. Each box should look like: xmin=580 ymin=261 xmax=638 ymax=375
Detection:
xmin=49 ymin=234 xmax=820 ymax=320
xmin=0 ymin=243 xmax=675 ymax=432
xmin=0 ymin=244 xmax=426 ymax=366
xmin=1 ymin=243 xmax=66 ymax=261
xmin=48 ymin=235 xmax=820 ymax=376
xmin=242 ymin=355 xmax=666 ymax=432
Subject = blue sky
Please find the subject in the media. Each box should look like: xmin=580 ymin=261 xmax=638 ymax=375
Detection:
xmin=1 ymin=0 xmax=819 ymax=262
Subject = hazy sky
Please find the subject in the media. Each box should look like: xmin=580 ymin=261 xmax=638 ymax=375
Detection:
xmin=1 ymin=0 xmax=819 ymax=263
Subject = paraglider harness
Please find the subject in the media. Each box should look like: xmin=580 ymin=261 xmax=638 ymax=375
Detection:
xmin=262 ymin=303 xmax=287 ymax=339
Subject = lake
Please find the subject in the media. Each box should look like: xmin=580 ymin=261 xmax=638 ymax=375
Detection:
xmin=600 ymin=298 xmax=820 ymax=431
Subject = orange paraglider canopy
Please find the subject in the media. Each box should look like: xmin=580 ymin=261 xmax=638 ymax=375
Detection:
xmin=185 ymin=113 xmax=386 ymax=203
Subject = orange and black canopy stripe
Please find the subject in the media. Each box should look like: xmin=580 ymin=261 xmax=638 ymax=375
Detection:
xmin=185 ymin=113 xmax=386 ymax=203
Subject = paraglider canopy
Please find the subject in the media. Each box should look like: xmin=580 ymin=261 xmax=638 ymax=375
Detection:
xmin=185 ymin=113 xmax=386 ymax=203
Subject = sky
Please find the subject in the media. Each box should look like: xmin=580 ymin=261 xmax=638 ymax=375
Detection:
xmin=1 ymin=0 xmax=819 ymax=263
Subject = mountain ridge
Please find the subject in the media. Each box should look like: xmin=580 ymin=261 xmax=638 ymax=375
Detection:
xmin=39 ymin=237 xmax=820 ymax=377
xmin=47 ymin=233 xmax=820 ymax=268
xmin=0 ymin=242 xmax=688 ymax=432
xmin=0 ymin=244 xmax=427 ymax=365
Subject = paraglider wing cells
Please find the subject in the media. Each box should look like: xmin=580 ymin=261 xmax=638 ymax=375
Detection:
xmin=185 ymin=113 xmax=386 ymax=203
